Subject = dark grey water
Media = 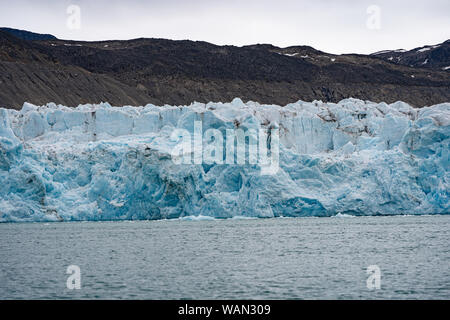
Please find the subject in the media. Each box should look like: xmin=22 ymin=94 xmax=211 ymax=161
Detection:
xmin=0 ymin=215 xmax=449 ymax=299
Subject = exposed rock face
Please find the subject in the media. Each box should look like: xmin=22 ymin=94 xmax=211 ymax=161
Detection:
xmin=371 ymin=40 xmax=450 ymax=71
xmin=0 ymin=27 xmax=57 ymax=41
xmin=0 ymin=29 xmax=449 ymax=109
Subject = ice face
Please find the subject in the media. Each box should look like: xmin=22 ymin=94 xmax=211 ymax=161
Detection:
xmin=0 ymin=98 xmax=448 ymax=222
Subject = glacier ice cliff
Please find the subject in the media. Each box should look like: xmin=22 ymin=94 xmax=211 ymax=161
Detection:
xmin=0 ymin=98 xmax=449 ymax=222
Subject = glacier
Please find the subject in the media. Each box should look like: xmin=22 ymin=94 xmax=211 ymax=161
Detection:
xmin=0 ymin=98 xmax=449 ymax=222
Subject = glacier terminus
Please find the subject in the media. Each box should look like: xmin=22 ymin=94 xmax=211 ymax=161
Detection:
xmin=0 ymin=98 xmax=448 ymax=222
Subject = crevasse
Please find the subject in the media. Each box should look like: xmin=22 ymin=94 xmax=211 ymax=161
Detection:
xmin=0 ymin=98 xmax=448 ymax=222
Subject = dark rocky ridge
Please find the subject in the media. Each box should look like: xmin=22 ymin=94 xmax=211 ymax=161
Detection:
xmin=0 ymin=28 xmax=449 ymax=109
xmin=371 ymin=40 xmax=450 ymax=71
xmin=0 ymin=27 xmax=57 ymax=41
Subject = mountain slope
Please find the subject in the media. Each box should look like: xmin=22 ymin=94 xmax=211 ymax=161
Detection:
xmin=0 ymin=31 xmax=151 ymax=108
xmin=0 ymin=28 xmax=449 ymax=109
xmin=0 ymin=27 xmax=57 ymax=41
xmin=371 ymin=40 xmax=450 ymax=71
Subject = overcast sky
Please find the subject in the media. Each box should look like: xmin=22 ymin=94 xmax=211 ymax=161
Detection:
xmin=1 ymin=0 xmax=449 ymax=54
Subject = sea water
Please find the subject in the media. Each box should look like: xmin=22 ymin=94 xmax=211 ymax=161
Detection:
xmin=0 ymin=215 xmax=449 ymax=299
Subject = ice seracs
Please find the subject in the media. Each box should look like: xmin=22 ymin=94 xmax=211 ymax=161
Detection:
xmin=0 ymin=98 xmax=449 ymax=222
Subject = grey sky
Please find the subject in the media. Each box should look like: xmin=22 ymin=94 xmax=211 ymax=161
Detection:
xmin=1 ymin=0 xmax=449 ymax=54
